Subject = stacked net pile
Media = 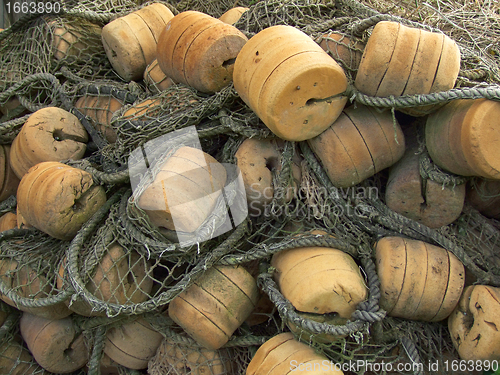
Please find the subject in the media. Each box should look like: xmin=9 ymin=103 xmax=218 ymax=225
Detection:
xmin=0 ymin=0 xmax=499 ymax=374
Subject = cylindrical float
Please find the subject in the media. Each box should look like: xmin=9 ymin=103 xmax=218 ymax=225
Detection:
xmin=16 ymin=162 xmax=107 ymax=240
xmin=168 ymin=265 xmax=259 ymax=350
xmin=0 ymin=212 xmax=17 ymax=232
xmin=218 ymin=7 xmax=249 ymax=25
xmin=20 ymin=313 xmax=88 ymax=373
xmin=9 ymin=107 xmax=88 ymax=179
xmin=104 ymin=317 xmax=164 ymax=370
xmin=308 ymin=104 xmax=405 ymax=187
xmin=234 ymin=25 xmax=348 ymax=141
xmin=448 ymin=285 xmax=500 ymax=361
xmin=426 ymin=99 xmax=500 ymax=179
xmin=0 ymin=338 xmax=47 ymax=375
xmin=101 ymin=3 xmax=175 ymax=81
xmin=149 ymin=338 xmax=235 ymax=375
xmin=385 ymin=144 xmax=466 ymax=228
xmin=355 ymin=21 xmax=460 ymax=116
xmin=157 ymin=11 xmax=248 ymax=93
xmin=0 ymin=258 xmax=72 ymax=319
xmin=137 ymin=146 xmax=227 ymax=233
xmin=247 ymin=332 xmax=344 ymax=375
xmin=74 ymin=94 xmax=123 ymax=143
xmin=375 ymin=236 xmax=465 ymax=321
xmin=46 ymin=18 xmax=102 ymax=61
xmin=271 ymin=245 xmax=367 ymax=319
xmin=57 ymin=243 xmax=153 ymax=316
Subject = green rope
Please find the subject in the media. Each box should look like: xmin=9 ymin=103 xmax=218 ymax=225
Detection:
xmin=67 ymin=206 xmax=250 ymax=316
xmin=86 ymin=325 xmax=106 ymax=375
xmin=419 ymin=151 xmax=468 ymax=187
xmin=0 ymin=196 xmax=17 ymax=216
xmin=0 ymin=73 xmax=72 ymax=111
xmin=0 ymin=311 xmax=19 ymax=341
xmin=352 ymin=85 xmax=500 ymax=108
xmin=219 ymin=233 xmax=359 ymax=265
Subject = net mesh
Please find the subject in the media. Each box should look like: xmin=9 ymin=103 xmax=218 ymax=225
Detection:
xmin=0 ymin=0 xmax=499 ymax=374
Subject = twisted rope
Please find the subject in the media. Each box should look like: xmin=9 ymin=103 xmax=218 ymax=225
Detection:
xmin=219 ymin=233 xmax=359 ymax=265
xmin=68 ymin=159 xmax=129 ymax=185
xmin=217 ymin=109 xmax=272 ymax=138
xmin=86 ymin=325 xmax=106 ymax=375
xmin=419 ymin=151 xmax=467 ymax=187
xmin=257 ymin=250 xmax=385 ymax=339
xmin=0 ymin=73 xmax=72 ymax=111
xmin=68 ymin=198 xmax=250 ymax=316
xmin=0 ymin=114 xmax=30 ymax=138
xmin=353 ymin=85 xmax=500 ymax=108
xmin=401 ymin=336 xmax=425 ymax=375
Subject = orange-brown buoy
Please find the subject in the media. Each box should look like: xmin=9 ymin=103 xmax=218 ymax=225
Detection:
xmin=355 ymin=21 xmax=460 ymax=116
xmin=247 ymin=332 xmax=344 ymax=374
xmin=102 ymin=3 xmax=175 ymax=81
xmin=9 ymin=107 xmax=88 ymax=180
xmin=0 ymin=145 xmax=20 ymax=202
xmin=168 ymin=265 xmax=259 ymax=350
xmin=137 ymin=146 xmax=227 ymax=233
xmin=20 ymin=313 xmax=88 ymax=373
xmin=386 ymin=145 xmax=466 ymax=228
xmin=143 ymin=58 xmax=175 ymax=94
xmin=157 ymin=11 xmax=248 ymax=93
xmin=16 ymin=162 xmax=107 ymax=240
xmin=75 ymin=94 xmax=123 ymax=143
xmin=448 ymin=285 xmax=500 ymax=361
xmin=234 ymin=25 xmax=348 ymax=141
xmin=272 ymin=246 xmax=367 ymax=318
xmin=375 ymin=236 xmax=465 ymax=321
xmin=426 ymin=99 xmax=500 ymax=179
xmin=308 ymin=104 xmax=405 ymax=187
xmin=104 ymin=317 xmax=164 ymax=370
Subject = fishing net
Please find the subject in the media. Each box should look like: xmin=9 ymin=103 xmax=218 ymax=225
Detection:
xmin=0 ymin=304 xmax=47 ymax=374
xmin=0 ymin=0 xmax=499 ymax=374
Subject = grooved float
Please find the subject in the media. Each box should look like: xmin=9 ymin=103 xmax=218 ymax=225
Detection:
xmin=308 ymin=104 xmax=405 ymax=187
xmin=56 ymin=244 xmax=153 ymax=317
xmin=386 ymin=143 xmax=466 ymax=228
xmin=375 ymin=236 xmax=465 ymax=321
xmin=101 ymin=3 xmax=174 ymax=81
xmin=355 ymin=21 xmax=460 ymax=116
xmin=75 ymin=95 xmax=123 ymax=144
xmin=233 ymin=25 xmax=348 ymax=141
xmin=247 ymin=332 xmax=344 ymax=374
xmin=426 ymin=99 xmax=500 ymax=179
xmin=104 ymin=317 xmax=163 ymax=370
xmin=157 ymin=11 xmax=247 ymax=93
xmin=16 ymin=162 xmax=107 ymax=240
xmin=168 ymin=265 xmax=259 ymax=350
xmin=20 ymin=313 xmax=88 ymax=373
